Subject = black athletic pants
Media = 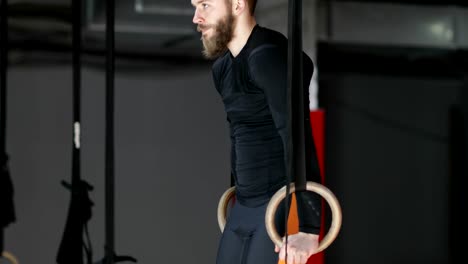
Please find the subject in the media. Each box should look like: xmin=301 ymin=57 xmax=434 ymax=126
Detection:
xmin=216 ymin=200 xmax=286 ymax=264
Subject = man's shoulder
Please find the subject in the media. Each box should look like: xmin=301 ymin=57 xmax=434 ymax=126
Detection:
xmin=249 ymin=25 xmax=287 ymax=51
xmin=246 ymin=25 xmax=287 ymax=61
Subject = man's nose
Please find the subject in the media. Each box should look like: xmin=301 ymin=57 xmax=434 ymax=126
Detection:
xmin=192 ymin=9 xmax=203 ymax=24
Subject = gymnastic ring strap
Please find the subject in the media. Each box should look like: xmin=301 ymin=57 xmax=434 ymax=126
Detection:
xmin=265 ymin=182 xmax=342 ymax=253
xmin=217 ymin=186 xmax=235 ymax=232
xmin=1 ymin=251 xmax=19 ymax=264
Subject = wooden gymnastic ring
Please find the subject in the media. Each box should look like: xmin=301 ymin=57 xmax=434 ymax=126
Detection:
xmin=217 ymin=186 xmax=236 ymax=232
xmin=1 ymin=251 xmax=19 ymax=264
xmin=265 ymin=182 xmax=342 ymax=253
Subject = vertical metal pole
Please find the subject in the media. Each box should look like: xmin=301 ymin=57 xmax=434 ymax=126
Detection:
xmin=105 ymin=0 xmax=115 ymax=263
xmin=449 ymin=82 xmax=468 ymax=264
xmin=0 ymin=0 xmax=8 ymax=253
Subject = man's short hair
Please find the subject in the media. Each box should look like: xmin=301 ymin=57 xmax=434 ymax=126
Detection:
xmin=228 ymin=0 xmax=257 ymax=15
xmin=248 ymin=0 xmax=258 ymax=14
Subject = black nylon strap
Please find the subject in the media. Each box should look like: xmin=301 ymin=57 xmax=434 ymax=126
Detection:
xmin=71 ymin=1 xmax=94 ymax=263
xmin=71 ymin=0 xmax=81 ymax=187
xmin=56 ymin=1 xmax=92 ymax=263
xmin=284 ymin=0 xmax=306 ymax=260
xmin=285 ymin=0 xmax=307 ymax=214
xmin=288 ymin=0 xmax=307 ymax=192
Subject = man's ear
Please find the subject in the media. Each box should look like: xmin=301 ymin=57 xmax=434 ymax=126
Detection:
xmin=232 ymin=0 xmax=247 ymax=15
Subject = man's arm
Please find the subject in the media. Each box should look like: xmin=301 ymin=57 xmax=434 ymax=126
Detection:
xmin=248 ymin=44 xmax=321 ymax=234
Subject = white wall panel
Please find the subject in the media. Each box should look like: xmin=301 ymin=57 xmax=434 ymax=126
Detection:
xmin=317 ymin=1 xmax=468 ymax=50
xmin=457 ymin=7 xmax=468 ymax=48
xmin=331 ymin=2 xmax=456 ymax=48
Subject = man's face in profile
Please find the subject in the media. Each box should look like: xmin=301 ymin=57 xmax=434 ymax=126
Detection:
xmin=192 ymin=0 xmax=235 ymax=59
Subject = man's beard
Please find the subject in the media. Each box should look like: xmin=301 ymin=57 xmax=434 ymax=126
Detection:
xmin=198 ymin=13 xmax=234 ymax=60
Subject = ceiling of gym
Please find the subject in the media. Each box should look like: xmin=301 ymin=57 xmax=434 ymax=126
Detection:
xmin=5 ymin=0 xmax=468 ymax=59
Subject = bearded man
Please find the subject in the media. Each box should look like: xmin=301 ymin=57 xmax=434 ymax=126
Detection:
xmin=191 ymin=1 xmax=322 ymax=263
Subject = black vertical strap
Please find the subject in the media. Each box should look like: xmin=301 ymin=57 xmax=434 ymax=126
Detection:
xmin=56 ymin=1 xmax=89 ymax=263
xmin=71 ymin=0 xmax=81 ymax=187
xmin=0 ymin=0 xmax=7 ymax=155
xmin=0 ymin=0 xmax=8 ymax=254
xmin=289 ymin=0 xmax=307 ymax=192
xmin=285 ymin=0 xmax=305 ymax=261
xmin=105 ymin=0 xmax=115 ymax=263
xmin=55 ymin=1 xmax=90 ymax=263
xmin=71 ymin=1 xmax=95 ymax=262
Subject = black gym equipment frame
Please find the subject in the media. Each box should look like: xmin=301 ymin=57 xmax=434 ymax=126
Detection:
xmin=100 ymin=1 xmax=136 ymax=263
xmin=0 ymin=0 xmax=17 ymax=255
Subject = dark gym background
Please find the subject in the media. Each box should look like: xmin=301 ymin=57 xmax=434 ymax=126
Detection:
xmin=1 ymin=0 xmax=467 ymax=264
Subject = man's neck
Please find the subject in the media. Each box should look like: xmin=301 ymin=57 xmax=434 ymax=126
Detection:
xmin=227 ymin=17 xmax=257 ymax=58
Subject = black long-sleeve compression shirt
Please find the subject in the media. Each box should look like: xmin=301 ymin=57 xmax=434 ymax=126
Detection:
xmin=212 ymin=24 xmax=322 ymax=234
